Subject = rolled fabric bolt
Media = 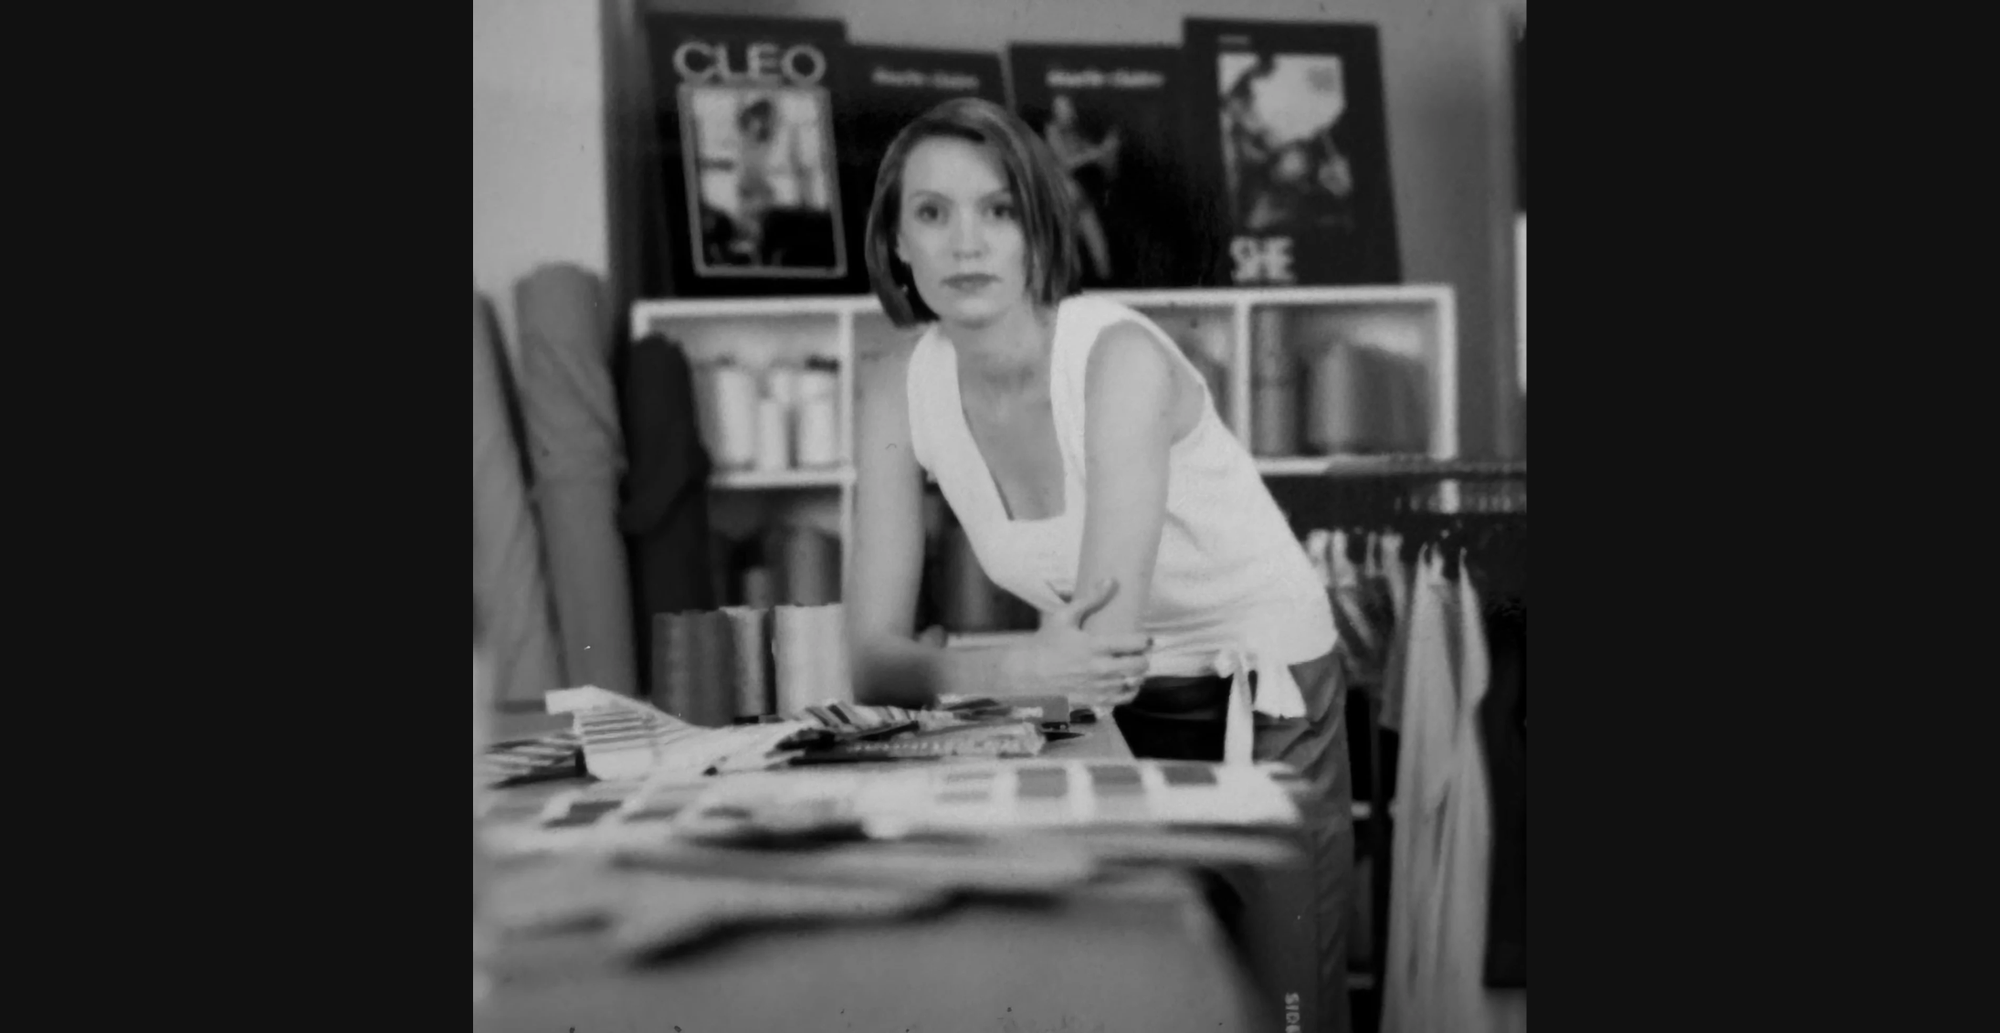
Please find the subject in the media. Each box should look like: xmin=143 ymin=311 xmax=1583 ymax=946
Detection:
xmin=797 ymin=366 xmax=839 ymax=401
xmin=741 ymin=566 xmax=776 ymax=610
xmin=1251 ymin=309 xmax=1290 ymax=386
xmin=704 ymin=362 xmax=760 ymax=470
xmin=514 ymin=265 xmax=637 ymax=699
xmin=1388 ymin=350 xmax=1430 ymax=454
xmin=816 ymin=603 xmax=852 ymax=705
xmin=1254 ymin=385 xmax=1298 ymax=457
xmin=795 ymin=394 xmax=841 ymax=468
xmin=755 ymin=397 xmax=792 ymax=472
xmin=765 ymin=365 xmax=802 ymax=409
xmin=677 ymin=608 xmax=725 ymax=727
xmin=798 ymin=367 xmax=842 ymax=462
xmin=773 ymin=605 xmax=818 ymax=716
xmin=1251 ymin=310 xmax=1298 ymax=456
xmin=665 ymin=608 xmax=727 ymax=727
xmin=1307 ymin=339 xmax=1369 ymax=454
xmin=781 ymin=602 xmax=844 ymax=708
xmin=692 ymin=609 xmax=738 ymax=727
xmin=652 ymin=611 xmax=695 ymax=720
xmin=471 ymin=291 xmax=563 ymax=708
xmin=782 ymin=526 xmax=839 ymax=607
xmin=723 ymin=606 xmax=774 ymax=719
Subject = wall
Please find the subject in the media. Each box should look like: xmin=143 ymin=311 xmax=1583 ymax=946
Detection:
xmin=477 ymin=0 xmax=1524 ymax=456
xmin=473 ymin=0 xmax=610 ymax=356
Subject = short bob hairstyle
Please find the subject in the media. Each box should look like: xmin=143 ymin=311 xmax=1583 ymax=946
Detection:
xmin=863 ymin=97 xmax=1081 ymax=329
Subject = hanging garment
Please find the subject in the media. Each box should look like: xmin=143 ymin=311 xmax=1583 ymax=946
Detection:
xmin=516 ymin=264 xmax=639 ymax=698
xmin=1359 ymin=532 xmax=1398 ymax=677
xmin=1477 ymin=562 xmax=1528 ymax=988
xmin=472 ymin=289 xmax=563 ymax=713
xmin=1304 ymin=530 xmax=1333 ymax=588
xmin=1328 ymin=531 xmax=1368 ymax=681
xmin=1329 ymin=530 xmax=1397 ymax=699
xmin=1382 ymin=551 xmax=1526 ymax=1033
xmin=618 ymin=334 xmax=715 ymax=699
xmin=1382 ymin=547 xmax=1452 ymax=1033
xmin=1439 ymin=563 xmax=1526 ymax=1031
xmin=1378 ymin=530 xmax=1413 ymax=732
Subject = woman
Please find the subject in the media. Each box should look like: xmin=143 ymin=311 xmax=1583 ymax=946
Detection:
xmin=846 ymin=96 xmax=1342 ymax=776
xmin=846 ymin=97 xmax=1353 ymax=1030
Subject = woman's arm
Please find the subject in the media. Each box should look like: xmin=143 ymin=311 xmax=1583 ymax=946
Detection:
xmin=1073 ymin=322 xmax=1205 ymax=642
xmin=846 ymin=342 xmax=1152 ymax=706
xmin=846 ymin=345 xmax=1025 ymax=706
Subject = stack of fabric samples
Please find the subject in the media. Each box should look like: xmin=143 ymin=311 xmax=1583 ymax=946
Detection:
xmin=650 ymin=602 xmax=853 ymax=726
xmin=481 ymin=731 xmax=583 ymax=787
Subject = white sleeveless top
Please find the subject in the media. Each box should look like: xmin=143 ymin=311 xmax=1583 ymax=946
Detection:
xmin=906 ymin=296 xmax=1336 ymax=762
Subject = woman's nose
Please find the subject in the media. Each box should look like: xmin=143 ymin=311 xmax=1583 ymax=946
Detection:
xmin=950 ymin=215 xmax=985 ymax=256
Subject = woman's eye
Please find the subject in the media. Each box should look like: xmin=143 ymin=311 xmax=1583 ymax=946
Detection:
xmin=989 ymin=202 xmax=1018 ymax=220
xmin=914 ymin=204 xmax=942 ymax=223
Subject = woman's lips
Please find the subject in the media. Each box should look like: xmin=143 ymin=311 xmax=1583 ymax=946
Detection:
xmin=942 ymin=274 xmax=998 ymax=291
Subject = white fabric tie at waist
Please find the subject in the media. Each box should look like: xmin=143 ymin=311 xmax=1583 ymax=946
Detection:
xmin=1211 ymin=645 xmax=1307 ymax=766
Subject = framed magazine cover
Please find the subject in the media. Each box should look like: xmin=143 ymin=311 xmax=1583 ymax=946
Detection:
xmin=1007 ymin=45 xmax=1203 ymax=289
xmin=839 ymin=47 xmax=1006 ymax=292
xmin=678 ymin=83 xmax=844 ymax=278
xmin=1183 ymin=19 xmax=1401 ymax=287
xmin=1514 ymin=21 xmax=1526 ymax=396
xmin=644 ymin=14 xmax=852 ymax=295
xmin=1515 ymin=21 xmax=1526 ymax=215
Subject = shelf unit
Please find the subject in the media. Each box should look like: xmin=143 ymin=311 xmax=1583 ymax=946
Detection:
xmin=630 ymin=285 xmax=1460 ymax=604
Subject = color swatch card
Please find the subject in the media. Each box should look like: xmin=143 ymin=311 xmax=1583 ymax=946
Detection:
xmin=669 ymin=759 xmax=1303 ymax=841
xmin=547 ymin=685 xmax=812 ymax=782
xmin=487 ymin=759 xmax=1314 ymax=859
xmin=480 ymin=730 xmax=582 ymax=787
xmin=787 ymin=721 xmax=1048 ymax=765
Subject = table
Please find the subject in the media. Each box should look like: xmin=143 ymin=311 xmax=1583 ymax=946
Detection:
xmin=476 ymin=721 xmax=1290 ymax=1033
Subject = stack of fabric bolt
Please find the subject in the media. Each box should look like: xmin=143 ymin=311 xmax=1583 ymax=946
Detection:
xmin=651 ymin=603 xmax=852 ymax=726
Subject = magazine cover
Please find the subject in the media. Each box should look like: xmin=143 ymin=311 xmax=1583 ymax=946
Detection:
xmin=1007 ymin=45 xmax=1202 ymax=289
xmin=840 ymin=47 xmax=1007 ymax=293
xmin=643 ymin=14 xmax=851 ymax=295
xmin=1182 ymin=19 xmax=1401 ymax=287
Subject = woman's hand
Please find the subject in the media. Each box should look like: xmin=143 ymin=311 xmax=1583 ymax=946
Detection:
xmin=998 ymin=578 xmax=1151 ymax=707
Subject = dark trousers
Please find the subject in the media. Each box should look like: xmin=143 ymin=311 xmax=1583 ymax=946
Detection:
xmin=1112 ymin=652 xmax=1355 ymax=1033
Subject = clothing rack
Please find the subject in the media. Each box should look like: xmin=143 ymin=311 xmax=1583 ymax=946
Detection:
xmin=1319 ymin=458 xmax=1528 ymax=480
xmin=1301 ymin=459 xmax=1524 ymax=1028
xmin=1323 ymin=458 xmax=1527 ymax=519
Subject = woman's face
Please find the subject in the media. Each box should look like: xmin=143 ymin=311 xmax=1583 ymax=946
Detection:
xmin=894 ymin=136 xmax=1029 ymax=327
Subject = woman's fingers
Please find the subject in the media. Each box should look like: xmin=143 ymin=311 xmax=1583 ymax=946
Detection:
xmin=1092 ymin=656 xmax=1149 ymax=681
xmin=1090 ymin=634 xmax=1151 ymax=657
